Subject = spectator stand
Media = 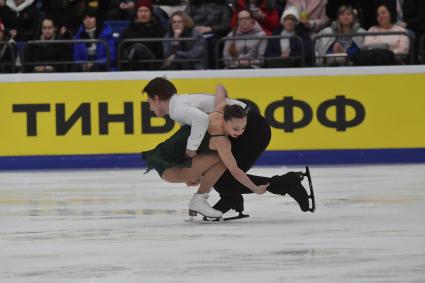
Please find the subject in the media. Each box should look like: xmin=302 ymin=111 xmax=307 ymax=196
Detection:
xmin=215 ymin=35 xmax=306 ymax=69
xmin=312 ymin=31 xmax=416 ymax=67
xmin=0 ymin=41 xmax=16 ymax=73
xmin=117 ymin=37 xmax=207 ymax=71
xmin=21 ymin=39 xmax=111 ymax=72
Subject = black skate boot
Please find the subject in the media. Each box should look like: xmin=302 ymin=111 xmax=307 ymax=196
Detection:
xmin=268 ymin=171 xmax=310 ymax=212
xmin=212 ymin=195 xmax=249 ymax=221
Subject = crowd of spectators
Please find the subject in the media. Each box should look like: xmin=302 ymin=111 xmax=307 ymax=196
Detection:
xmin=0 ymin=0 xmax=424 ymax=73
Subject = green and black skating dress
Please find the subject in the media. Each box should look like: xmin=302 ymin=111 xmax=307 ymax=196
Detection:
xmin=142 ymin=125 xmax=221 ymax=177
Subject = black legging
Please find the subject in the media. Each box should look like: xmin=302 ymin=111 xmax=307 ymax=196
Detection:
xmin=213 ymin=109 xmax=271 ymax=201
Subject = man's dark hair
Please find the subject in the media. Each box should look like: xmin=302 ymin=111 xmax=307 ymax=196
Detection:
xmin=143 ymin=77 xmax=177 ymax=100
xmin=223 ymin=104 xmax=247 ymax=121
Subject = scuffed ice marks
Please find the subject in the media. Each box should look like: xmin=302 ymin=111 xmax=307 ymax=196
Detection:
xmin=4 ymin=264 xmax=129 ymax=279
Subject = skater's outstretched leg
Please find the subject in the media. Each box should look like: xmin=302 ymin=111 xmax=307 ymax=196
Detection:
xmin=269 ymin=171 xmax=310 ymax=212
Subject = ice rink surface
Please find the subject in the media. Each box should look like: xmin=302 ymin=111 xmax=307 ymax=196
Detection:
xmin=1 ymin=164 xmax=424 ymax=283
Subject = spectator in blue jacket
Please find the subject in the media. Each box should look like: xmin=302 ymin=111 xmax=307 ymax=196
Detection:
xmin=73 ymin=8 xmax=116 ymax=71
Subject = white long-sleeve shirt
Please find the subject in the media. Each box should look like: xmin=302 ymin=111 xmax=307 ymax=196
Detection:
xmin=168 ymin=93 xmax=246 ymax=151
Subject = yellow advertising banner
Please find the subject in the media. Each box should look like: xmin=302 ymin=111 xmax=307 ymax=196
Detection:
xmin=1 ymin=70 xmax=424 ymax=156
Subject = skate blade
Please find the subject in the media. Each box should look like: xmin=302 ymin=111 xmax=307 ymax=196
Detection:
xmin=303 ymin=166 xmax=316 ymax=212
xmin=185 ymin=216 xmax=223 ymax=224
xmin=186 ymin=210 xmax=223 ymax=223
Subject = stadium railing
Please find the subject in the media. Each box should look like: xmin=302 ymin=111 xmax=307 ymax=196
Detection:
xmin=117 ymin=37 xmax=207 ymax=71
xmin=215 ymin=35 xmax=306 ymax=69
xmin=312 ymin=31 xmax=415 ymax=66
xmin=21 ymin=39 xmax=111 ymax=72
xmin=0 ymin=41 xmax=16 ymax=73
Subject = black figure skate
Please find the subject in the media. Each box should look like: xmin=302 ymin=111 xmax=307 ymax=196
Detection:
xmin=302 ymin=166 xmax=315 ymax=212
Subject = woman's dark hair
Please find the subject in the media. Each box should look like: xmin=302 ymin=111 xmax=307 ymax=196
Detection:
xmin=223 ymin=104 xmax=247 ymax=121
xmin=82 ymin=8 xmax=104 ymax=33
xmin=143 ymin=77 xmax=177 ymax=100
xmin=39 ymin=17 xmax=56 ymax=35
xmin=375 ymin=2 xmax=396 ymax=25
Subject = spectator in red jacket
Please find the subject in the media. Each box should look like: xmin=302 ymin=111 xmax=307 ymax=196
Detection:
xmin=230 ymin=0 xmax=280 ymax=35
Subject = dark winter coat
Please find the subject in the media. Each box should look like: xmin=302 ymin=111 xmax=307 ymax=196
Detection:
xmin=1 ymin=1 xmax=40 ymax=41
xmin=23 ymin=33 xmax=73 ymax=72
xmin=185 ymin=1 xmax=232 ymax=37
xmin=265 ymin=24 xmax=313 ymax=66
xmin=121 ymin=19 xmax=165 ymax=60
xmin=0 ymin=33 xmax=15 ymax=73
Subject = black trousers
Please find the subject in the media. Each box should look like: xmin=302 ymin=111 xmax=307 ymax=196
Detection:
xmin=213 ymin=109 xmax=271 ymax=196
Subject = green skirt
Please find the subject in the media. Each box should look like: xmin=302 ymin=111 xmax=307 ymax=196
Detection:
xmin=142 ymin=125 xmax=193 ymax=177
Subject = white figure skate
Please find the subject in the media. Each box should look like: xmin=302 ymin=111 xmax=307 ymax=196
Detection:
xmin=188 ymin=193 xmax=223 ymax=220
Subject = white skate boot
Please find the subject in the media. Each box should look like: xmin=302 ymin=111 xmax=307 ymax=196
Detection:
xmin=189 ymin=193 xmax=223 ymax=219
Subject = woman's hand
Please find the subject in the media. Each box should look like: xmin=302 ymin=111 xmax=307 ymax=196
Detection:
xmin=185 ymin=178 xmax=201 ymax=187
xmin=332 ymin=42 xmax=345 ymax=53
xmin=173 ymin=29 xmax=182 ymax=38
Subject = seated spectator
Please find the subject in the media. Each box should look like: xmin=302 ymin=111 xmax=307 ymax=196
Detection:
xmin=23 ymin=17 xmax=73 ymax=72
xmin=222 ymin=9 xmax=267 ymax=69
xmin=185 ymin=0 xmax=231 ymax=37
xmin=326 ymin=0 xmax=374 ymax=29
xmin=364 ymin=3 xmax=409 ymax=55
xmin=73 ymin=8 xmax=116 ymax=71
xmin=229 ymin=0 xmax=280 ymax=35
xmin=285 ymin=0 xmax=329 ymax=34
xmin=105 ymin=0 xmax=136 ymax=20
xmin=316 ymin=5 xmax=365 ymax=65
xmin=42 ymin=0 xmax=89 ymax=36
xmin=0 ymin=18 xmax=15 ymax=72
xmin=185 ymin=0 xmax=232 ymax=68
xmin=265 ymin=5 xmax=313 ymax=67
xmin=1 ymin=0 xmax=40 ymax=41
xmin=162 ymin=10 xmax=205 ymax=70
xmin=120 ymin=0 xmax=165 ymax=70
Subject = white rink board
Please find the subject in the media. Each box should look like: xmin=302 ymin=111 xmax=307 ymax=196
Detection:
xmin=1 ymin=164 xmax=425 ymax=282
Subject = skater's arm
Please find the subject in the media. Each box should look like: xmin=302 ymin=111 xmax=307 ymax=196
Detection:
xmin=214 ymin=84 xmax=227 ymax=110
xmin=173 ymin=105 xmax=209 ymax=156
xmin=213 ymin=138 xmax=267 ymax=194
xmin=213 ymin=84 xmax=246 ymax=111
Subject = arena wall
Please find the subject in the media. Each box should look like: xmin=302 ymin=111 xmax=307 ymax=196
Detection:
xmin=1 ymin=66 xmax=424 ymax=169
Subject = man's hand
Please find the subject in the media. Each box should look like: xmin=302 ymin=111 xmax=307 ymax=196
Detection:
xmin=185 ymin=149 xmax=197 ymax=158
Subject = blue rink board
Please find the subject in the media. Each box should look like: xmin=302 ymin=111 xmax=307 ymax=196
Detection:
xmin=1 ymin=148 xmax=425 ymax=170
